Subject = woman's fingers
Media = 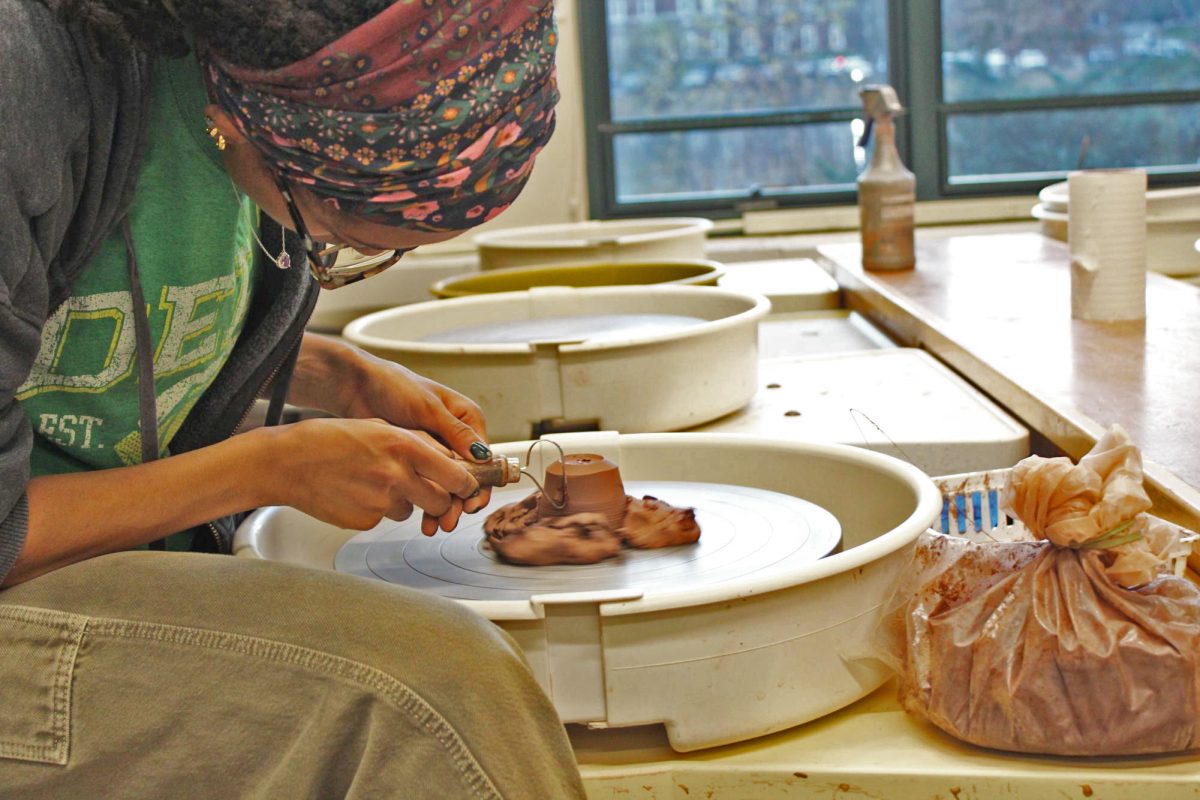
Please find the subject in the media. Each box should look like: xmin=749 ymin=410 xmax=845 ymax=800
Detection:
xmin=409 ymin=429 xmax=453 ymax=457
xmin=386 ymin=499 xmax=415 ymax=522
xmin=463 ymin=486 xmax=493 ymax=514
xmin=439 ymin=497 xmax=465 ymax=532
xmin=418 ymin=384 xmax=490 ymax=463
xmin=276 ymin=418 xmax=484 ymax=534
xmin=407 ymin=440 xmax=478 ymax=503
xmin=421 ymin=497 xmax=465 ymax=537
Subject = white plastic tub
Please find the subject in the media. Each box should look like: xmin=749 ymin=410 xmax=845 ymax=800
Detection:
xmin=1039 ymin=180 xmax=1200 ymax=218
xmin=1032 ymin=202 xmax=1200 ymax=276
xmin=342 ymin=286 xmax=770 ymax=441
xmin=235 ymin=431 xmax=942 ymax=751
xmin=307 ymin=255 xmax=478 ymax=332
xmin=473 ymin=218 xmax=713 ymax=271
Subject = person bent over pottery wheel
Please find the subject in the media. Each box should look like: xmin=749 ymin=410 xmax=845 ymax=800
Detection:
xmin=0 ymin=1 xmax=585 ymax=796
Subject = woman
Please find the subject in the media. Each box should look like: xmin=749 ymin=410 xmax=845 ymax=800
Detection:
xmin=0 ymin=0 xmax=586 ymax=796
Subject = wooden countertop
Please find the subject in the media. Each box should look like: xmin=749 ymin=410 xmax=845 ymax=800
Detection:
xmin=818 ymin=231 xmax=1200 ymax=527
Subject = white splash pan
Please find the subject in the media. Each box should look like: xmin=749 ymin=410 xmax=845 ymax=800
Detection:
xmin=235 ymin=431 xmax=941 ymax=752
xmin=342 ymin=286 xmax=770 ymax=442
xmin=308 ymin=254 xmax=477 ymax=332
xmin=473 ymin=218 xmax=713 ymax=271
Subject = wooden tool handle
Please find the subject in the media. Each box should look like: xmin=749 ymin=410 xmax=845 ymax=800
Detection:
xmin=465 ymin=456 xmax=523 ymax=487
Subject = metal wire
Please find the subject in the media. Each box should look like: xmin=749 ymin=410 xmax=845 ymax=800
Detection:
xmin=520 ymin=439 xmax=568 ymax=509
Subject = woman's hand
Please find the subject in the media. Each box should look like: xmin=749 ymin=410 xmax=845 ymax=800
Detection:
xmin=261 ymin=418 xmax=481 ymax=535
xmin=285 ymin=333 xmax=494 ymax=531
xmin=9 ymin=414 xmax=480 ymax=587
xmin=342 ymin=354 xmax=490 ymax=468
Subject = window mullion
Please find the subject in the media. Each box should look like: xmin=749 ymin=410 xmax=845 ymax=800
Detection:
xmin=945 ymin=89 xmax=1200 ymax=116
xmin=600 ymin=108 xmax=863 ymax=135
xmin=900 ymin=0 xmax=944 ymax=200
xmin=579 ymin=0 xmax=618 ymax=218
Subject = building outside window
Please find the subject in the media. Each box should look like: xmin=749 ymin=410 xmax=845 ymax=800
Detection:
xmin=581 ymin=0 xmax=1200 ymax=218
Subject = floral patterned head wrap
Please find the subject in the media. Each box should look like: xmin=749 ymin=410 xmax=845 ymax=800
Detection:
xmin=204 ymin=0 xmax=558 ymax=233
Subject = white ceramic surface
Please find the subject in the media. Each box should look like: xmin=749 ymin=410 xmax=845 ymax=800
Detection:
xmin=234 ymin=431 xmax=942 ymax=751
xmin=473 ymin=218 xmax=713 ymax=271
xmin=342 ymin=286 xmax=770 ymax=441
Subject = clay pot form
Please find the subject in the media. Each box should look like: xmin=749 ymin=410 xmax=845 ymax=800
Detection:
xmin=537 ymin=453 xmax=628 ymax=528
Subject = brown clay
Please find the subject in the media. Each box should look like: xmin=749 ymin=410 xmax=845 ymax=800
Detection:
xmin=482 ymin=455 xmax=701 ymax=566
xmin=621 ymin=495 xmax=701 ymax=549
xmin=538 ymin=453 xmax=627 ymax=528
xmin=485 ymin=513 xmax=624 ymax=566
xmin=482 ymin=492 xmax=539 ymax=540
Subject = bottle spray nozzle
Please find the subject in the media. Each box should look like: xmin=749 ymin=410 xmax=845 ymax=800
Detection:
xmin=858 ymin=84 xmax=905 ymax=148
xmin=860 ymin=84 xmax=905 ymax=118
xmin=857 ymin=119 xmax=874 ymax=149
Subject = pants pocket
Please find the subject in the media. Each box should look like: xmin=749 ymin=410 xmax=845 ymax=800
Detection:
xmin=0 ymin=606 xmax=86 ymax=765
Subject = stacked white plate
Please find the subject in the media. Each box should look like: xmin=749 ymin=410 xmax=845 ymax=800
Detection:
xmin=1032 ymin=180 xmax=1200 ymax=276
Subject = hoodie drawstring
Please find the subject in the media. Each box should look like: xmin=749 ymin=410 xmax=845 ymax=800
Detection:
xmin=121 ymin=218 xmax=166 ymax=550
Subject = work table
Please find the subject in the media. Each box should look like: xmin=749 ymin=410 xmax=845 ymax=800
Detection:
xmin=576 ymin=228 xmax=1200 ymax=796
xmin=812 ymin=231 xmax=1200 ymax=531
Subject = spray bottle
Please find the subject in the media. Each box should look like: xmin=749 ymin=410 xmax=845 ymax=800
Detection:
xmin=857 ymin=85 xmax=916 ymax=271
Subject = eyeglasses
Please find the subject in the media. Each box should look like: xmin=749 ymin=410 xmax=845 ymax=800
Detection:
xmin=274 ymin=174 xmax=410 ymax=289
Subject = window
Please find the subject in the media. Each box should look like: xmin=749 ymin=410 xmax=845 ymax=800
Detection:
xmin=580 ymin=0 xmax=1200 ymax=218
xmin=938 ymin=0 xmax=1200 ymax=188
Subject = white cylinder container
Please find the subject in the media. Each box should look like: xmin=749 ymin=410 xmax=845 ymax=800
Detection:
xmin=1068 ymin=168 xmax=1148 ymax=321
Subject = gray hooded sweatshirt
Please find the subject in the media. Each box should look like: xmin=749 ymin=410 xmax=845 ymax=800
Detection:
xmin=0 ymin=1 xmax=319 ymax=582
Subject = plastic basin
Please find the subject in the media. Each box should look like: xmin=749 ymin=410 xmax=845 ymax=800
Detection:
xmin=473 ymin=218 xmax=714 ymax=271
xmin=431 ymin=259 xmax=724 ymax=298
xmin=342 ymin=286 xmax=770 ymax=442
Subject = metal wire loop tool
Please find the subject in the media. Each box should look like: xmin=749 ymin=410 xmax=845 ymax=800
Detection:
xmin=463 ymin=439 xmax=568 ymax=509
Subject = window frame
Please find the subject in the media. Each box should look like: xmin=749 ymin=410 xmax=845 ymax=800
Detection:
xmin=580 ymin=0 xmax=1200 ymax=220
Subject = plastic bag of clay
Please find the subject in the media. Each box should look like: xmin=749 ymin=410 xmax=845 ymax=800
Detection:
xmin=877 ymin=425 xmax=1200 ymax=756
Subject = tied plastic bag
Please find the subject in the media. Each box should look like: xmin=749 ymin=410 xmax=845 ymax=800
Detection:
xmin=878 ymin=425 xmax=1200 ymax=756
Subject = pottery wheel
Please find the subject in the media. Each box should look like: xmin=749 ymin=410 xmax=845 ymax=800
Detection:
xmin=420 ymin=313 xmax=707 ymax=345
xmin=334 ymin=481 xmax=842 ymax=601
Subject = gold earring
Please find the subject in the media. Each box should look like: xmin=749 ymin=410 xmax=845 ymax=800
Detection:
xmin=205 ymin=120 xmax=227 ymax=151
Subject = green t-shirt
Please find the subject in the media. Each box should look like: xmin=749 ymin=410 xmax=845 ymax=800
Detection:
xmin=17 ymin=55 xmax=257 ymax=543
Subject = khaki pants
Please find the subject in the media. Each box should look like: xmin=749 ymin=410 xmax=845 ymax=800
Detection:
xmin=0 ymin=552 xmax=586 ymax=799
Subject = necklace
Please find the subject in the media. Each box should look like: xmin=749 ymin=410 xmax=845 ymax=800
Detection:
xmin=232 ymin=181 xmax=291 ymax=270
